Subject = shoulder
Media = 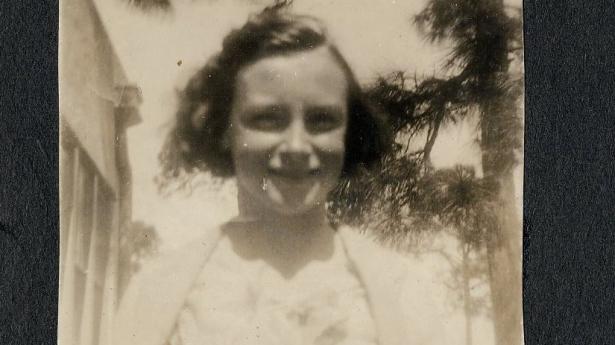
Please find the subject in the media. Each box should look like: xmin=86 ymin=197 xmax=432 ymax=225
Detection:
xmin=339 ymin=226 xmax=448 ymax=345
xmin=127 ymin=232 xmax=217 ymax=291
xmin=113 ymin=227 xmax=222 ymax=345
xmin=338 ymin=226 xmax=407 ymax=282
xmin=337 ymin=226 xmax=395 ymax=258
xmin=338 ymin=226 xmax=444 ymax=287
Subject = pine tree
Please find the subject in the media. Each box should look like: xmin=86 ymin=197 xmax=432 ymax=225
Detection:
xmin=415 ymin=2 xmax=523 ymax=344
xmin=332 ymin=1 xmax=523 ymax=343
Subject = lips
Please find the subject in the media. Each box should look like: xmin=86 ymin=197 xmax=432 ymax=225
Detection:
xmin=267 ymin=168 xmax=321 ymax=180
xmin=263 ymin=168 xmax=324 ymax=209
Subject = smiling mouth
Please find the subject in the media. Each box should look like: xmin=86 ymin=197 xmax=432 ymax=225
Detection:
xmin=267 ymin=168 xmax=321 ymax=180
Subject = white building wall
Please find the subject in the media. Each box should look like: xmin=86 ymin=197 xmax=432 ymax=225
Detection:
xmin=59 ymin=0 xmax=140 ymax=344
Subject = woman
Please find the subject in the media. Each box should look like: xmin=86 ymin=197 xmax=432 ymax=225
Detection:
xmin=115 ymin=7 xmax=441 ymax=345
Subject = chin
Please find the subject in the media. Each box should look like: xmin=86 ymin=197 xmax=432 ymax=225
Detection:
xmin=238 ymin=176 xmax=332 ymax=218
xmin=263 ymin=193 xmax=324 ymax=216
xmin=270 ymin=202 xmax=321 ymax=217
xmin=263 ymin=181 xmax=329 ymax=216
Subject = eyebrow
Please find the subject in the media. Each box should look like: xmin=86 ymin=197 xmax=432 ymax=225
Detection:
xmin=306 ymin=105 xmax=346 ymax=115
xmin=241 ymin=104 xmax=346 ymax=115
xmin=242 ymin=104 xmax=286 ymax=115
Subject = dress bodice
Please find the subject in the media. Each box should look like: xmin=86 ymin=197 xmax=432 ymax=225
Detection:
xmin=167 ymin=231 xmax=378 ymax=345
xmin=113 ymin=225 xmax=418 ymax=345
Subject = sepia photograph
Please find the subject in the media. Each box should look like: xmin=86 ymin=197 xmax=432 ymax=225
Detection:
xmin=58 ymin=0 xmax=524 ymax=345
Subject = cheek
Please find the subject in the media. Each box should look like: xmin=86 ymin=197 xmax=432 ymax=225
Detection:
xmin=230 ymin=128 xmax=278 ymax=161
xmin=313 ymin=129 xmax=346 ymax=170
xmin=229 ymin=129 xmax=278 ymax=184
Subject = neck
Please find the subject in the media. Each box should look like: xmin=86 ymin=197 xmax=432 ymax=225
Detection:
xmin=237 ymin=188 xmax=328 ymax=230
xmin=233 ymin=187 xmax=333 ymax=250
xmin=225 ymin=188 xmax=336 ymax=278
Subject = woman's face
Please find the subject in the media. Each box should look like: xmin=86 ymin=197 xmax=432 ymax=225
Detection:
xmin=229 ymin=47 xmax=348 ymax=216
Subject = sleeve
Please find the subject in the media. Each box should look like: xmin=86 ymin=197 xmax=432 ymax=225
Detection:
xmin=113 ymin=269 xmax=144 ymax=345
xmin=112 ymin=253 xmax=176 ymax=345
xmin=166 ymin=325 xmax=183 ymax=345
xmin=399 ymin=258 xmax=450 ymax=345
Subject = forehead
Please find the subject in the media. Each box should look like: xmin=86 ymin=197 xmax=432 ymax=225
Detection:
xmin=234 ymin=47 xmax=349 ymax=106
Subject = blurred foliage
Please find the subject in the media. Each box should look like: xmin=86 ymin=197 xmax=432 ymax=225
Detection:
xmin=414 ymin=2 xmax=524 ymax=345
xmin=119 ymin=220 xmax=160 ymax=277
xmin=442 ymin=245 xmax=492 ymax=314
xmin=329 ymin=1 xmax=523 ymax=344
xmin=329 ymin=0 xmax=523 ymax=251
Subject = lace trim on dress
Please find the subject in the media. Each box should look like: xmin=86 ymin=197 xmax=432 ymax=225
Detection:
xmin=168 ymin=234 xmax=378 ymax=345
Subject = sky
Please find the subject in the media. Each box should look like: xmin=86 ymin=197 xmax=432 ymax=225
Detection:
xmin=92 ymin=0 xmax=523 ymax=343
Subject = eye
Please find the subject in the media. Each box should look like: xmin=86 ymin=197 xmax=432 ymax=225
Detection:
xmin=305 ymin=108 xmax=344 ymax=133
xmin=244 ymin=109 xmax=288 ymax=131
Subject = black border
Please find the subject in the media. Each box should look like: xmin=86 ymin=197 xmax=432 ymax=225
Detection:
xmin=1 ymin=0 xmax=614 ymax=344
xmin=522 ymin=1 xmax=615 ymax=343
xmin=0 ymin=2 xmax=59 ymax=344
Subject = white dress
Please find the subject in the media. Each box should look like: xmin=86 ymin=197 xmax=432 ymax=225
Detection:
xmin=167 ymin=231 xmax=378 ymax=345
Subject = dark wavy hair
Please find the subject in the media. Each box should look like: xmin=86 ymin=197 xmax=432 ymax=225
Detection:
xmin=159 ymin=7 xmax=391 ymax=189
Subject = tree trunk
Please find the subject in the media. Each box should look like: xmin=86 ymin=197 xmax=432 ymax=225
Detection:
xmin=481 ymin=101 xmax=523 ymax=345
xmin=462 ymin=244 xmax=474 ymax=345
xmin=486 ymin=171 xmax=522 ymax=345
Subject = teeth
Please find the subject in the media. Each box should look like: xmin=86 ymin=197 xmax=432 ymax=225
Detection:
xmin=268 ymin=169 xmax=320 ymax=177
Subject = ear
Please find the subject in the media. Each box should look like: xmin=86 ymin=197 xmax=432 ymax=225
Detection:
xmin=191 ymin=103 xmax=209 ymax=130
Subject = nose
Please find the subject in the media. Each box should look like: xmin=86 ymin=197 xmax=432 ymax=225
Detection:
xmin=274 ymin=120 xmax=319 ymax=170
xmin=285 ymin=119 xmax=312 ymax=154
